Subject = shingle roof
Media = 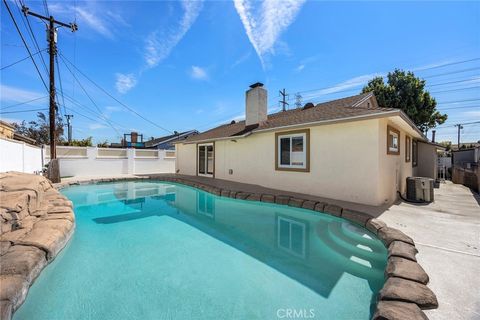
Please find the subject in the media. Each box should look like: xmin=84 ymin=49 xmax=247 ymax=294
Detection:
xmin=184 ymin=93 xmax=398 ymax=143
xmin=145 ymin=130 xmax=198 ymax=147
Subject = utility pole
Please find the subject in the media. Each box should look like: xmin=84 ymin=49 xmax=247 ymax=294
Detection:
xmin=279 ymin=89 xmax=289 ymax=112
xmin=65 ymin=114 xmax=74 ymax=144
xmin=21 ymin=6 xmax=77 ymax=160
xmin=455 ymin=124 xmax=463 ymax=149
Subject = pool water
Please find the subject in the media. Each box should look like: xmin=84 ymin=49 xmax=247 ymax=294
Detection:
xmin=14 ymin=181 xmax=387 ymax=320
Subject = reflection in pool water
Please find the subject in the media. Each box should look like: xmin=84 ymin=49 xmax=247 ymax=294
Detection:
xmin=14 ymin=181 xmax=387 ymax=320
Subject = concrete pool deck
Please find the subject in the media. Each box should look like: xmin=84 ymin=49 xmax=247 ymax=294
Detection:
xmin=377 ymin=181 xmax=480 ymax=320
xmin=59 ymin=174 xmax=479 ymax=319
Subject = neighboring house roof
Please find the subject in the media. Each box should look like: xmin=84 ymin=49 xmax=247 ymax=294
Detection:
xmin=145 ymin=130 xmax=199 ymax=148
xmin=182 ymin=93 xmax=423 ymax=144
xmin=13 ymin=133 xmax=37 ymax=145
xmin=418 ymin=140 xmax=447 ymax=150
xmin=0 ymin=120 xmax=15 ymax=130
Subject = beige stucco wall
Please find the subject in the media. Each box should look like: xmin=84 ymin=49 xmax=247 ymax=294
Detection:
xmin=179 ymin=119 xmax=387 ymax=205
xmin=175 ymin=143 xmax=196 ymax=175
xmin=176 ymin=115 xmax=427 ymax=206
xmin=377 ymin=118 xmax=414 ymax=204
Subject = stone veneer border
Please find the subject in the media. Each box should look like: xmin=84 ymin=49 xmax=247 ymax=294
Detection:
xmin=55 ymin=175 xmax=438 ymax=320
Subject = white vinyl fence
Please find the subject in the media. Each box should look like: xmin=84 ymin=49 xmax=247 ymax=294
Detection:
xmin=0 ymin=137 xmax=44 ymax=174
xmin=44 ymin=146 xmax=175 ymax=177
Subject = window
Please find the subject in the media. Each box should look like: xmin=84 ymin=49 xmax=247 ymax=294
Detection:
xmin=197 ymin=143 xmax=214 ymax=177
xmin=275 ymin=129 xmax=310 ymax=172
xmin=405 ymin=136 xmax=411 ymax=162
xmin=412 ymin=140 xmax=418 ymax=167
xmin=277 ymin=216 xmax=307 ymax=258
xmin=387 ymin=125 xmax=400 ymax=155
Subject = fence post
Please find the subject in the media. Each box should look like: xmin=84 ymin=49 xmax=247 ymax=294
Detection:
xmin=21 ymin=141 xmax=25 ymax=172
xmin=127 ymin=148 xmax=135 ymax=174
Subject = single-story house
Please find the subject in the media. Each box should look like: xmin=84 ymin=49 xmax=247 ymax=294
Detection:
xmin=175 ymin=83 xmax=441 ymax=206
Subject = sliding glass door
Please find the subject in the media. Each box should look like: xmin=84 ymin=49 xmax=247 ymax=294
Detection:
xmin=198 ymin=143 xmax=214 ymax=177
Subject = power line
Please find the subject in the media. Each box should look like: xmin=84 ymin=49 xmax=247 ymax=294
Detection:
xmin=422 ymin=67 xmax=480 ymax=80
xmin=62 ymin=94 xmax=127 ymax=135
xmin=281 ymin=73 xmax=480 ymax=105
xmin=2 ymin=0 xmax=48 ymax=91
xmin=437 ymin=98 xmax=480 ymax=105
xmin=59 ymin=52 xmax=173 ymax=134
xmin=0 ymin=96 xmax=48 ymax=110
xmin=430 ymin=85 xmax=480 ymax=94
xmin=42 ymin=0 xmax=49 ymax=16
xmin=55 ymin=55 xmax=67 ymax=116
xmin=286 ymin=59 xmax=480 ymax=99
xmin=439 ymin=105 xmax=480 ymax=111
xmin=58 ymin=54 xmax=122 ymax=136
xmin=0 ymin=48 xmax=46 ymax=70
xmin=435 ymin=121 xmax=480 ymax=129
xmin=428 ymin=77 xmax=480 ymax=87
xmin=413 ymin=58 xmax=480 ymax=72
xmin=16 ymin=0 xmax=49 ymax=77
xmin=0 ymin=108 xmax=48 ymax=114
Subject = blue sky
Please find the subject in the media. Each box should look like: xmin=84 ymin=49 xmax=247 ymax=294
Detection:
xmin=1 ymin=0 xmax=479 ymax=144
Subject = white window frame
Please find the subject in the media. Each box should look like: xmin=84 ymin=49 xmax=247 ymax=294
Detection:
xmin=389 ymin=131 xmax=399 ymax=153
xmin=277 ymin=216 xmax=306 ymax=258
xmin=277 ymin=133 xmax=307 ymax=169
xmin=197 ymin=143 xmax=214 ymax=177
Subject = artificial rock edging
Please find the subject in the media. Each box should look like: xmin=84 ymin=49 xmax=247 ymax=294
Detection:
xmin=0 ymin=172 xmax=75 ymax=320
xmin=55 ymin=175 xmax=438 ymax=320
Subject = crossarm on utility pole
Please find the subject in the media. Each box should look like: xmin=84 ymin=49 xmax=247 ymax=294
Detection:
xmin=21 ymin=6 xmax=78 ymax=31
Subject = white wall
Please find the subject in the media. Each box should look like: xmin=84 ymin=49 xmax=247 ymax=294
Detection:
xmin=0 ymin=138 xmax=43 ymax=173
xmin=45 ymin=146 xmax=175 ymax=177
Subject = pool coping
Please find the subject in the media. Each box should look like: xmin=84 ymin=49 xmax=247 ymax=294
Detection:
xmin=56 ymin=174 xmax=439 ymax=319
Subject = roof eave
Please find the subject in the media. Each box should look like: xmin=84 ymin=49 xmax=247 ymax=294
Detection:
xmin=179 ymin=132 xmax=253 ymax=145
xmin=179 ymin=110 xmax=401 ymax=144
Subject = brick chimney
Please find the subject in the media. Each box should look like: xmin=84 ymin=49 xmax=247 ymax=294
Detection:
xmin=245 ymin=82 xmax=267 ymax=126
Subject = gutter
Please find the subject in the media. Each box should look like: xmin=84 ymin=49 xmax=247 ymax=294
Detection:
xmin=178 ymin=131 xmax=254 ymax=145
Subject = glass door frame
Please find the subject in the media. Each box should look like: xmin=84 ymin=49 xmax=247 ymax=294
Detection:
xmin=197 ymin=142 xmax=214 ymax=177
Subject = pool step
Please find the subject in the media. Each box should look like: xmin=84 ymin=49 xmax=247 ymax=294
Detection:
xmin=325 ymin=222 xmax=386 ymax=263
xmin=314 ymin=223 xmax=386 ymax=278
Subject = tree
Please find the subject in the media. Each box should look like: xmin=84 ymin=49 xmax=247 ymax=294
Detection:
xmin=362 ymin=70 xmax=447 ymax=132
xmin=97 ymin=140 xmax=109 ymax=148
xmin=439 ymin=141 xmax=452 ymax=152
xmin=62 ymin=137 xmax=93 ymax=147
xmin=13 ymin=112 xmax=64 ymax=145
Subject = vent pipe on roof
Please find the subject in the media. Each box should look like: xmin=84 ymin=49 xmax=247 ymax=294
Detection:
xmin=432 ymin=130 xmax=436 ymax=143
xmin=303 ymin=102 xmax=314 ymax=110
xmin=245 ymin=82 xmax=267 ymax=126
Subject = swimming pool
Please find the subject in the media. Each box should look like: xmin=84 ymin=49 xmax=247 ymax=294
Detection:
xmin=14 ymin=181 xmax=387 ymax=319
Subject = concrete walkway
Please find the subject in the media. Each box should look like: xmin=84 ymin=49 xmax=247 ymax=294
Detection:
xmin=378 ymin=182 xmax=480 ymax=320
